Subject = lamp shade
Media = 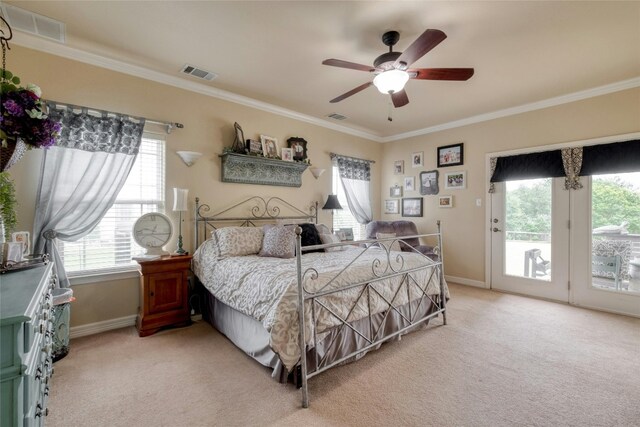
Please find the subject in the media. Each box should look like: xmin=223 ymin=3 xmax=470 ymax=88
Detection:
xmin=373 ymin=69 xmax=410 ymax=94
xmin=172 ymin=188 xmax=189 ymax=212
xmin=322 ymin=194 xmax=343 ymax=210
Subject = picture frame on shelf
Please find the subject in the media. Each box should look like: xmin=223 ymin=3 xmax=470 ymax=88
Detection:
xmin=232 ymin=122 xmax=246 ymax=153
xmin=287 ymin=137 xmax=308 ymax=161
xmin=437 ymin=143 xmax=464 ymax=168
xmin=439 ymin=195 xmax=453 ymax=208
xmin=11 ymin=231 xmax=30 ymax=256
xmin=260 ymin=135 xmax=279 ymax=158
xmin=281 ymin=147 xmax=294 ymax=161
xmin=337 ymin=227 xmax=354 ymax=241
xmin=412 ymin=151 xmax=423 ymax=168
xmin=404 ymin=176 xmax=415 ymax=192
xmin=246 ymin=139 xmax=263 ymax=155
xmin=390 ymin=185 xmax=403 ymax=198
xmin=384 ymin=199 xmax=400 ymax=214
xmin=402 ymin=198 xmax=423 ymax=217
xmin=444 ymin=170 xmax=466 ymax=190
xmin=419 ymin=170 xmax=439 ymax=195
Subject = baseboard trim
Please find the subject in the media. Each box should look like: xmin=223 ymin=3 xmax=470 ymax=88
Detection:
xmin=69 ymin=314 xmax=137 ymax=339
xmin=444 ymin=275 xmax=487 ymax=288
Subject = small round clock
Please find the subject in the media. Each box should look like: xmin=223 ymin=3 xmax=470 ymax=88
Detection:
xmin=133 ymin=212 xmax=173 ymax=256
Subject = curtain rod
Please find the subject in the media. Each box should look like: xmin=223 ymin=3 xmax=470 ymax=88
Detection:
xmin=44 ymin=99 xmax=184 ymax=133
xmin=330 ymin=153 xmax=376 ymax=164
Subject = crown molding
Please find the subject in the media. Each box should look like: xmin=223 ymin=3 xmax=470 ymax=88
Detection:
xmin=11 ymin=32 xmax=384 ymax=142
xmin=380 ymin=76 xmax=640 ymax=143
xmin=11 ymin=32 xmax=640 ymax=145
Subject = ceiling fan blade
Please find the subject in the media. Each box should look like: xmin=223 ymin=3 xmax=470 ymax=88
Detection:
xmin=330 ymin=81 xmax=373 ymax=103
xmin=322 ymin=59 xmax=375 ymax=72
xmin=409 ymin=68 xmax=475 ymax=81
xmin=394 ymin=29 xmax=447 ymax=69
xmin=391 ymin=90 xmax=409 ymax=108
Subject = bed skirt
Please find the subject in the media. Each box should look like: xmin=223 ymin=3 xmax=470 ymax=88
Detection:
xmin=197 ymin=280 xmax=440 ymax=383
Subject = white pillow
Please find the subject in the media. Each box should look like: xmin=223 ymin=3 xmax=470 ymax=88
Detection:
xmin=211 ymin=227 xmax=264 ymax=258
xmin=376 ymin=232 xmax=401 ymax=252
xmin=315 ymin=223 xmax=331 ymax=235
xmin=320 ymin=233 xmax=346 ymax=252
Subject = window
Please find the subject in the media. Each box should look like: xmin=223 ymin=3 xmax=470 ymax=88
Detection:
xmin=332 ymin=165 xmax=366 ymax=240
xmin=60 ymin=135 xmax=165 ymax=274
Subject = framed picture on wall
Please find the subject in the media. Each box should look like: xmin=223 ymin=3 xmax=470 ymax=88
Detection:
xmin=439 ymin=195 xmax=453 ymax=208
xmin=390 ymin=185 xmax=403 ymax=198
xmin=437 ymin=143 xmax=464 ymax=167
xmin=444 ymin=171 xmax=466 ymax=190
xmin=394 ymin=160 xmax=404 ymax=175
xmin=404 ymin=176 xmax=415 ymax=192
xmin=402 ymin=198 xmax=423 ymax=217
xmin=412 ymin=151 xmax=424 ymax=168
xmin=384 ymin=199 xmax=400 ymax=214
xmin=419 ymin=170 xmax=439 ymax=195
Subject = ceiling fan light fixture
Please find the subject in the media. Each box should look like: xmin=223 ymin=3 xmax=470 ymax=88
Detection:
xmin=373 ymin=69 xmax=409 ymax=94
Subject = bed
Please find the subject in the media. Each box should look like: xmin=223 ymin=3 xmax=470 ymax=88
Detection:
xmin=192 ymin=196 xmax=448 ymax=407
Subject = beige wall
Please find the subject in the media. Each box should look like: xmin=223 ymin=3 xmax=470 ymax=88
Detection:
xmin=8 ymin=46 xmax=383 ymax=327
xmin=8 ymin=45 xmax=639 ymax=328
xmin=381 ymin=87 xmax=640 ymax=283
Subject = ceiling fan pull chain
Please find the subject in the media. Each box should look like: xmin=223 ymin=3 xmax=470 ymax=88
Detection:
xmin=387 ymin=101 xmax=393 ymax=122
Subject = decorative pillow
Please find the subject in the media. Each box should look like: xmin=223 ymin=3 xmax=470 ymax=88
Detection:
xmin=211 ymin=227 xmax=264 ymax=258
xmin=315 ymin=223 xmax=331 ymax=235
xmin=259 ymin=225 xmax=296 ymax=259
xmin=320 ymin=233 xmax=346 ymax=252
xmin=299 ymin=223 xmax=324 ymax=254
xmin=376 ymin=232 xmax=401 ymax=252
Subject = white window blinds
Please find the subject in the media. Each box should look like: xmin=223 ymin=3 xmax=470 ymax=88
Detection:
xmin=60 ymin=135 xmax=165 ymax=274
xmin=332 ymin=165 xmax=366 ymax=240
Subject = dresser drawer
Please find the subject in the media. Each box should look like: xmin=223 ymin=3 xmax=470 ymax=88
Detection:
xmin=24 ymin=278 xmax=54 ymax=355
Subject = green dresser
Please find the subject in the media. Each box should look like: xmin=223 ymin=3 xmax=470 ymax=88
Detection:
xmin=1 ymin=263 xmax=56 ymax=426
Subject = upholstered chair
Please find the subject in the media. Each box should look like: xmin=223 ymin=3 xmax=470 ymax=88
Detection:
xmin=365 ymin=220 xmax=437 ymax=259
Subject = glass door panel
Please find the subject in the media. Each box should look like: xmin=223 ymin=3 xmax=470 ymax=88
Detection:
xmin=491 ymin=178 xmax=569 ymax=302
xmin=504 ymin=179 xmax=552 ymax=281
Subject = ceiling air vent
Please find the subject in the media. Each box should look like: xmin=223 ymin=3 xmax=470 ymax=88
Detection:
xmin=327 ymin=113 xmax=347 ymax=121
xmin=0 ymin=3 xmax=65 ymax=43
xmin=180 ymin=64 xmax=217 ymax=81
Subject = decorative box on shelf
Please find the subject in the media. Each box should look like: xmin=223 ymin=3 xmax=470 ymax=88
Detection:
xmin=219 ymin=152 xmax=309 ymax=187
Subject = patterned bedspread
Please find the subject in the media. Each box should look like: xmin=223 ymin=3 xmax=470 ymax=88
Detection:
xmin=192 ymin=240 xmax=448 ymax=370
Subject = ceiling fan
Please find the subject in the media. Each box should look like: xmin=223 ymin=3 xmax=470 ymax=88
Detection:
xmin=322 ymin=29 xmax=474 ymax=108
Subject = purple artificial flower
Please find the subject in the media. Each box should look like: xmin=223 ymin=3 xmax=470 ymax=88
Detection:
xmin=3 ymin=99 xmax=24 ymax=117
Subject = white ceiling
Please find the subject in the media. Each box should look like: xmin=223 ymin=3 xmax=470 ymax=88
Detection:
xmin=6 ymin=1 xmax=640 ymax=140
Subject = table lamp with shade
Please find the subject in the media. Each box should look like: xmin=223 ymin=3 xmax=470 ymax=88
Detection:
xmin=322 ymin=194 xmax=343 ymax=232
xmin=172 ymin=188 xmax=189 ymax=255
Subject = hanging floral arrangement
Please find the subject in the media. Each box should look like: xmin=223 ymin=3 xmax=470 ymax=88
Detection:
xmin=1 ymin=70 xmax=60 ymax=149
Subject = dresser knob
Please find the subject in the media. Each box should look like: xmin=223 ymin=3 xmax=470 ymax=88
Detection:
xmin=44 ymin=386 xmax=50 ymax=396
xmin=43 ymin=312 xmax=49 ymax=321
xmin=45 ymin=408 xmax=49 ymax=416
xmin=39 ymin=324 xmax=45 ymax=334
xmin=35 ymin=404 xmax=43 ymax=418
xmin=35 ymin=368 xmax=43 ymax=380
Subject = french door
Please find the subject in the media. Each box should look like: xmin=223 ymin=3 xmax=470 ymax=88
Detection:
xmin=490 ymin=178 xmax=570 ymax=302
xmin=491 ymin=175 xmax=640 ymax=316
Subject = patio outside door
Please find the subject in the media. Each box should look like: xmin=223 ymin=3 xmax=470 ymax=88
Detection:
xmin=490 ymin=178 xmax=570 ymax=302
xmin=570 ymin=173 xmax=640 ymax=317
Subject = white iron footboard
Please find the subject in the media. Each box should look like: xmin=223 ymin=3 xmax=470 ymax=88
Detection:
xmin=295 ymin=221 xmax=446 ymax=408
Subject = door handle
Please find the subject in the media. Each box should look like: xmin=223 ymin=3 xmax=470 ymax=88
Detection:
xmin=492 ymin=227 xmax=502 ymax=232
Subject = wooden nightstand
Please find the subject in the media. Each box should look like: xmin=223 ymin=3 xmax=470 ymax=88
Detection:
xmin=135 ymin=255 xmax=192 ymax=337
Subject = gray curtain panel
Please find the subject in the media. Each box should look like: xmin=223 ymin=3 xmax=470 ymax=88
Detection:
xmin=33 ymin=104 xmax=145 ymax=288
xmin=335 ymin=156 xmax=373 ymax=224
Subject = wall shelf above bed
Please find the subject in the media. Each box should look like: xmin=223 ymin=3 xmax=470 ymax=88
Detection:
xmin=219 ymin=153 xmax=309 ymax=187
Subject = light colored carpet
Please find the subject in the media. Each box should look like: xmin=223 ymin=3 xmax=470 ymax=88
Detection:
xmin=47 ymin=284 xmax=640 ymax=427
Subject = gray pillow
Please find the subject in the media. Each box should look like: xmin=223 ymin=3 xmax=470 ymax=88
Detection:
xmin=259 ymin=224 xmax=296 ymax=259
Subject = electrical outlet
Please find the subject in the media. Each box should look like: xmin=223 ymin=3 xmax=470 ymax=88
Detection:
xmin=476 ymin=198 xmax=482 ymax=207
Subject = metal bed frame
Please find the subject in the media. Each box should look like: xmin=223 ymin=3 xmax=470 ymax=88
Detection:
xmin=194 ymin=196 xmax=446 ymax=408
